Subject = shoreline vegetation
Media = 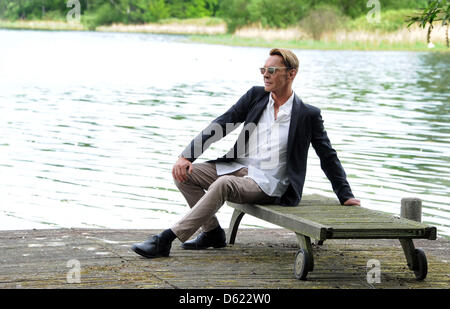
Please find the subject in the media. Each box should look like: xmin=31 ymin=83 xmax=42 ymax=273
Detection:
xmin=1 ymin=17 xmax=449 ymax=52
xmin=0 ymin=0 xmax=449 ymax=52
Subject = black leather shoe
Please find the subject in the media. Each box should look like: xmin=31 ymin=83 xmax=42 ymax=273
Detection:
xmin=181 ymin=228 xmax=226 ymax=250
xmin=131 ymin=235 xmax=171 ymax=258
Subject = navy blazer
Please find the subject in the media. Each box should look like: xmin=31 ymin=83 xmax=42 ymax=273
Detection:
xmin=181 ymin=86 xmax=354 ymax=206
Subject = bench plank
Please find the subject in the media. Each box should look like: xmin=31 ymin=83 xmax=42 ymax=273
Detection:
xmin=226 ymin=202 xmax=331 ymax=241
xmin=226 ymin=195 xmax=437 ymax=241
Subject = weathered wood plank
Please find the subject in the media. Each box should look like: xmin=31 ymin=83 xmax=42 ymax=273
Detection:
xmin=227 ymin=194 xmax=436 ymax=240
xmin=227 ymin=202 xmax=330 ymax=241
xmin=0 ymin=229 xmax=448 ymax=289
xmin=329 ymin=228 xmax=429 ymax=239
xmin=297 ymin=194 xmax=342 ymax=206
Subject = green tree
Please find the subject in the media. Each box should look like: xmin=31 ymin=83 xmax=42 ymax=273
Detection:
xmin=166 ymin=0 xmax=213 ymax=19
xmin=307 ymin=0 xmax=428 ymax=18
xmin=406 ymin=0 xmax=448 ymax=46
xmin=440 ymin=0 xmax=449 ymax=47
xmin=217 ymin=0 xmax=252 ymax=32
xmin=0 ymin=0 xmax=65 ymax=20
xmin=204 ymin=0 xmax=219 ymax=16
xmin=300 ymin=5 xmax=346 ymax=40
xmin=146 ymin=0 xmax=171 ymax=22
xmin=248 ymin=0 xmax=310 ymax=28
xmin=218 ymin=0 xmax=311 ymax=32
xmin=382 ymin=0 xmax=429 ymax=10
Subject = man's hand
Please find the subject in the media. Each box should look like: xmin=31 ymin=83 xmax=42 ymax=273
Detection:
xmin=172 ymin=156 xmax=193 ymax=183
xmin=344 ymin=198 xmax=361 ymax=206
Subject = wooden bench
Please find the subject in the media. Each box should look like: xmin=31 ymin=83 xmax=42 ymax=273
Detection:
xmin=226 ymin=194 xmax=437 ymax=281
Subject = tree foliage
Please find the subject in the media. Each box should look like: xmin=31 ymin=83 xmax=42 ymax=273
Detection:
xmin=299 ymin=5 xmax=346 ymax=40
xmin=406 ymin=0 xmax=449 ymax=46
xmin=0 ymin=0 xmax=432 ymax=31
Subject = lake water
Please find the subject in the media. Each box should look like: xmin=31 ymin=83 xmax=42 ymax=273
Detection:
xmin=0 ymin=29 xmax=449 ymax=237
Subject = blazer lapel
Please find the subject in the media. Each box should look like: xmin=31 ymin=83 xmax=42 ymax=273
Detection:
xmin=222 ymin=92 xmax=269 ymax=160
xmin=244 ymin=93 xmax=270 ymax=125
xmin=287 ymin=94 xmax=303 ymax=163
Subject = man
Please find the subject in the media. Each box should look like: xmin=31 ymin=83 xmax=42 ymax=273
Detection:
xmin=131 ymin=48 xmax=360 ymax=258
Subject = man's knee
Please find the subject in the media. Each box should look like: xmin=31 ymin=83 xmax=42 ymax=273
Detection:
xmin=173 ymin=177 xmax=182 ymax=189
xmin=209 ymin=175 xmax=234 ymax=194
xmin=172 ymin=165 xmax=195 ymax=188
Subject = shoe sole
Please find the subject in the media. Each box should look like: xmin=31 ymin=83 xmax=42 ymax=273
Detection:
xmin=131 ymin=245 xmax=169 ymax=258
xmin=181 ymin=243 xmax=227 ymax=250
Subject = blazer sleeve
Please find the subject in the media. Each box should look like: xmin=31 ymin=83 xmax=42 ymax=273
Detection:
xmin=180 ymin=86 xmax=260 ymax=162
xmin=310 ymin=108 xmax=354 ymax=204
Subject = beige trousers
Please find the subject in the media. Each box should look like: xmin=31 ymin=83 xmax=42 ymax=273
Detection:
xmin=171 ymin=162 xmax=275 ymax=242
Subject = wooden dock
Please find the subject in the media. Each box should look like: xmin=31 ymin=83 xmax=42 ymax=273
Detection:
xmin=0 ymin=228 xmax=448 ymax=289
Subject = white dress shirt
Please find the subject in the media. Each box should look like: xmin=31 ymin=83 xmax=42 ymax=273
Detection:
xmin=215 ymin=91 xmax=294 ymax=197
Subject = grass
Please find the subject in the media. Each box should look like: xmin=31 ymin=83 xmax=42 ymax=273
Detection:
xmin=188 ymin=32 xmax=449 ymax=52
xmin=348 ymin=9 xmax=418 ymax=32
xmin=0 ymin=19 xmax=84 ymax=31
xmin=157 ymin=17 xmax=225 ymax=26
xmin=95 ymin=17 xmax=226 ymax=35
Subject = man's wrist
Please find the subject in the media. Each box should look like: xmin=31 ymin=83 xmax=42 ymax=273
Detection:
xmin=178 ymin=155 xmax=192 ymax=162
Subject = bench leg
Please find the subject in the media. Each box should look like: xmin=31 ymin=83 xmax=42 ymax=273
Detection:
xmin=399 ymin=238 xmax=428 ymax=281
xmin=295 ymin=233 xmax=314 ymax=272
xmin=399 ymin=238 xmax=417 ymax=271
xmin=314 ymin=239 xmax=324 ymax=246
xmin=227 ymin=209 xmax=245 ymax=245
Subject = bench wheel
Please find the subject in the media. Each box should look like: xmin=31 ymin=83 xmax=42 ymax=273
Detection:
xmin=413 ymin=248 xmax=427 ymax=281
xmin=294 ymin=249 xmax=311 ymax=280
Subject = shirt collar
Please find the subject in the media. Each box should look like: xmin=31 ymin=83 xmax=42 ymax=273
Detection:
xmin=269 ymin=91 xmax=295 ymax=113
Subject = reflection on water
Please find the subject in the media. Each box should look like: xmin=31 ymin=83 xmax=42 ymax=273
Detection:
xmin=0 ymin=30 xmax=449 ymax=237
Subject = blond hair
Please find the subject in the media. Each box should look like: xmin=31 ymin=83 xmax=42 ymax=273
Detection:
xmin=269 ymin=48 xmax=299 ymax=71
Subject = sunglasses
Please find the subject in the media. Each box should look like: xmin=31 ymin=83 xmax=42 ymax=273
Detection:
xmin=259 ymin=67 xmax=291 ymax=74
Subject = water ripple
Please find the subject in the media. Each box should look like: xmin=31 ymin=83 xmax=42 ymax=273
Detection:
xmin=0 ymin=30 xmax=449 ymax=236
